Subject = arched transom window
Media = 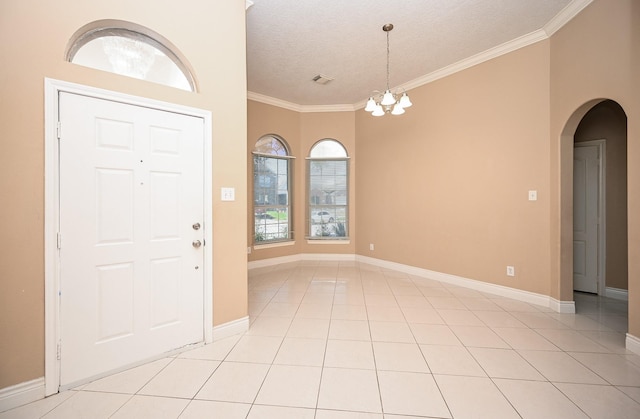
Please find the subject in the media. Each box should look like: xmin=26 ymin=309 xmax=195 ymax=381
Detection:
xmin=67 ymin=21 xmax=197 ymax=92
xmin=253 ymin=135 xmax=294 ymax=243
xmin=307 ymin=139 xmax=349 ymax=239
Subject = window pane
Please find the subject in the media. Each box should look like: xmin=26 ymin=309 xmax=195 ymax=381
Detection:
xmin=253 ymin=147 xmax=291 ymax=242
xmin=310 ymin=139 xmax=347 ymax=158
xmin=309 ymin=161 xmax=347 ymax=205
xmin=255 ymin=207 xmax=289 ymax=242
xmin=71 ymin=32 xmax=193 ymax=91
xmin=255 ymin=136 xmax=288 ymax=156
xmin=308 ymin=156 xmax=348 ymax=239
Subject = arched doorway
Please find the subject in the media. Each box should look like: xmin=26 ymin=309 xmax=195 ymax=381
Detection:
xmin=561 ymin=99 xmax=628 ymax=325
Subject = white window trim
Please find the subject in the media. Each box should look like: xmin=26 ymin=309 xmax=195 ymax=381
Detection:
xmin=253 ymin=151 xmax=296 ymax=159
xmin=66 ymin=20 xmax=198 ymax=92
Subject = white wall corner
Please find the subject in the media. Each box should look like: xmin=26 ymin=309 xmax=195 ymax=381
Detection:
xmin=543 ymin=0 xmax=594 ymax=36
xmin=212 ymin=316 xmax=249 ymax=341
xmin=626 ymin=333 xmax=640 ymax=356
xmin=0 ymin=377 xmax=45 ymax=413
xmin=549 ymin=298 xmax=576 ymax=314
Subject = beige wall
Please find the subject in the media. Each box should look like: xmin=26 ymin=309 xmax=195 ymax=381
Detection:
xmin=574 ymin=100 xmax=628 ymax=290
xmin=247 ymin=101 xmax=356 ymax=261
xmin=549 ymin=0 xmax=639 ymax=337
xmin=0 ymin=0 xmax=248 ymax=389
xmin=356 ymin=40 xmax=552 ymax=295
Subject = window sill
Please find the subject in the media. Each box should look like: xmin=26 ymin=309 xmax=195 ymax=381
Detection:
xmin=253 ymin=240 xmax=295 ymax=250
xmin=306 ymin=239 xmax=351 ymax=245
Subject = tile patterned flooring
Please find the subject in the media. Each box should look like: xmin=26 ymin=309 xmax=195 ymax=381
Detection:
xmin=3 ymin=260 xmax=640 ymax=418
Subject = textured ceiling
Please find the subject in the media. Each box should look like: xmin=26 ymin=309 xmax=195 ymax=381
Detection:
xmin=246 ymin=0 xmax=584 ymax=108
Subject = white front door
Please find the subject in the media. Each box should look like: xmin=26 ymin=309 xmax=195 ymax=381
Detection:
xmin=573 ymin=144 xmax=600 ymax=294
xmin=59 ymin=92 xmax=205 ymax=387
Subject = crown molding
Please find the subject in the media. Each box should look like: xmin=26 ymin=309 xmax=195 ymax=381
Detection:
xmin=398 ymin=29 xmax=548 ymax=94
xmin=251 ymin=0 xmax=594 ymax=113
xmin=247 ymin=91 xmax=356 ymax=113
xmin=353 ymin=29 xmax=551 ymax=110
xmin=544 ymin=0 xmax=593 ymax=36
xmin=298 ymin=104 xmax=357 ymax=113
xmin=247 ymin=92 xmax=303 ymax=112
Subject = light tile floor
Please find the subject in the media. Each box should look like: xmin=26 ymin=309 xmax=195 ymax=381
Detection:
xmin=3 ymin=261 xmax=640 ymax=418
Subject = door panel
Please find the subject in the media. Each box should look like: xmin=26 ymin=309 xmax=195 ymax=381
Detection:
xmin=573 ymin=145 xmax=599 ymax=294
xmin=59 ymin=92 xmax=204 ymax=387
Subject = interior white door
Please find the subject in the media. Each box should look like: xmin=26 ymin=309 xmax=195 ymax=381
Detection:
xmin=59 ymin=92 xmax=205 ymax=387
xmin=573 ymin=144 xmax=600 ymax=294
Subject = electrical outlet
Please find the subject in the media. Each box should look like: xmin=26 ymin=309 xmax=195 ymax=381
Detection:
xmin=370 ymin=243 xmax=375 ymax=251
xmin=506 ymin=266 xmax=515 ymax=277
xmin=247 ymin=247 xmax=252 ymax=254
xmin=221 ymin=187 xmax=235 ymax=201
xmin=528 ymin=190 xmax=537 ymax=201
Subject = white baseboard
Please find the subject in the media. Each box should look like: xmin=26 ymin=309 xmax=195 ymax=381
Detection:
xmin=250 ymin=253 xmax=578 ymax=313
xmin=605 ymin=287 xmax=629 ymax=301
xmin=355 ymin=255 xmax=568 ymax=312
xmin=248 ymin=253 xmax=356 ymax=270
xmin=0 ymin=377 xmax=45 ymax=413
xmin=549 ymin=298 xmax=576 ymax=314
xmin=301 ymin=253 xmax=356 ymax=261
xmin=212 ymin=316 xmax=249 ymax=341
xmin=248 ymin=254 xmax=302 ymax=269
xmin=626 ymin=333 xmax=640 ymax=356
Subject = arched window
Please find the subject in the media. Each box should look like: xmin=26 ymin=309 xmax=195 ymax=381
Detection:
xmin=66 ymin=20 xmax=197 ymax=92
xmin=307 ymin=139 xmax=349 ymax=239
xmin=253 ymin=135 xmax=294 ymax=243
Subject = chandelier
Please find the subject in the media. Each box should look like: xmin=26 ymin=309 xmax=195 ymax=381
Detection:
xmin=365 ymin=24 xmax=412 ymax=116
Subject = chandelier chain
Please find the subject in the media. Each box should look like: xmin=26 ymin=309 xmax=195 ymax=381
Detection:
xmin=386 ymin=30 xmax=390 ymax=90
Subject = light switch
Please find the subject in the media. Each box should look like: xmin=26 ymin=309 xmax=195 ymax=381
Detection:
xmin=528 ymin=190 xmax=537 ymax=201
xmin=221 ymin=187 xmax=235 ymax=201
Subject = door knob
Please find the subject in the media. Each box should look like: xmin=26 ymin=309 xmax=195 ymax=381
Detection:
xmin=192 ymin=240 xmax=202 ymax=248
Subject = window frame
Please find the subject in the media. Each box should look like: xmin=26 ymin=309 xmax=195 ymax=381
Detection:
xmin=66 ymin=20 xmax=197 ymax=92
xmin=306 ymin=140 xmax=350 ymax=240
xmin=252 ymin=135 xmax=294 ymax=245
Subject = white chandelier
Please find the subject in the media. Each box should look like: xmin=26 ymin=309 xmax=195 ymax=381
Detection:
xmin=365 ymin=24 xmax=412 ymax=116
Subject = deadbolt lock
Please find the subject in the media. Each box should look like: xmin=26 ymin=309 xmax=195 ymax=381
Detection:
xmin=192 ymin=222 xmax=201 ymax=230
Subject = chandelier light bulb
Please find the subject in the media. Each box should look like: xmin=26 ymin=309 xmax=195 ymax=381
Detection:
xmin=372 ymin=105 xmax=385 ymax=116
xmin=365 ymin=97 xmax=377 ymax=112
xmin=391 ymin=103 xmax=405 ymax=115
xmin=381 ymin=89 xmax=396 ymax=106
xmin=399 ymin=92 xmax=412 ymax=108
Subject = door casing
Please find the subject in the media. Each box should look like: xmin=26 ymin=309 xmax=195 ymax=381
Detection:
xmin=44 ymin=78 xmax=214 ymax=396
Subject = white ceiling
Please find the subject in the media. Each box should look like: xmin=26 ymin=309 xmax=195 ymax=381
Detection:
xmin=246 ymin=0 xmax=590 ymax=109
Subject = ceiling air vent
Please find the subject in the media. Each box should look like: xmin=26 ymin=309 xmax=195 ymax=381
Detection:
xmin=312 ymin=74 xmax=334 ymax=85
